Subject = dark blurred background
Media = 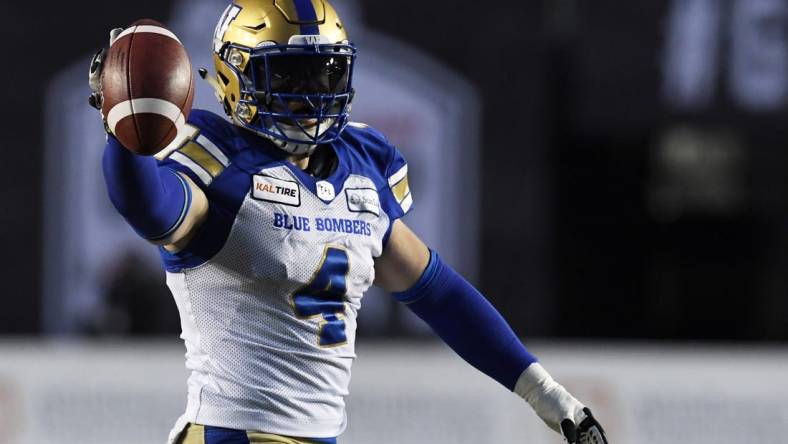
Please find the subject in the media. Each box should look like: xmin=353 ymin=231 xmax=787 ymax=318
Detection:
xmin=3 ymin=0 xmax=788 ymax=342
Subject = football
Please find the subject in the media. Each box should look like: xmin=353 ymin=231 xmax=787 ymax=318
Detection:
xmin=101 ymin=19 xmax=194 ymax=156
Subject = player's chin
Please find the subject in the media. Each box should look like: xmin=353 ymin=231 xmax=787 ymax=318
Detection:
xmin=297 ymin=118 xmax=320 ymax=129
xmin=279 ymin=118 xmax=334 ymax=132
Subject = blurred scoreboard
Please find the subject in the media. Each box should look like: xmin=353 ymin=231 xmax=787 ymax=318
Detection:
xmin=551 ymin=0 xmax=788 ymax=341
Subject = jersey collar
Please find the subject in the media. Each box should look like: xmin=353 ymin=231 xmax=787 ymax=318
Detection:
xmin=281 ymin=142 xmax=349 ymax=204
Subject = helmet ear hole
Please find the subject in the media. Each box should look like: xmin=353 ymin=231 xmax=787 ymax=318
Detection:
xmin=218 ymin=72 xmax=230 ymax=86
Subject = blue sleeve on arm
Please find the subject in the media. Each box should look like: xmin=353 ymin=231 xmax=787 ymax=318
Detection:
xmin=392 ymin=250 xmax=537 ymax=391
xmin=102 ymin=137 xmax=192 ymax=241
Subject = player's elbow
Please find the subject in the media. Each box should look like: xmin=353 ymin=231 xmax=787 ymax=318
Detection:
xmin=102 ymin=167 xmax=160 ymax=225
xmin=102 ymin=159 xmax=189 ymax=240
xmin=110 ymin=194 xmax=175 ymax=238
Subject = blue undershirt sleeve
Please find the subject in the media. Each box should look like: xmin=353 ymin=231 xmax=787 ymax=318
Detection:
xmin=102 ymin=136 xmax=192 ymax=242
xmin=392 ymin=250 xmax=538 ymax=391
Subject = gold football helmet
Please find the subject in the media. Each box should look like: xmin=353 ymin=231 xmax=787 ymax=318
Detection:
xmin=205 ymin=0 xmax=356 ymax=153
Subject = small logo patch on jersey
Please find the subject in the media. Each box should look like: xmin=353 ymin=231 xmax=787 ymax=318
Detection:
xmin=345 ymin=188 xmax=380 ymax=216
xmin=316 ymin=180 xmax=336 ymax=201
xmin=252 ymin=175 xmax=300 ymax=206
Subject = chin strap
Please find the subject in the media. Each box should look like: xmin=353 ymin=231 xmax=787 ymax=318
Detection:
xmin=198 ymin=68 xmax=225 ymax=104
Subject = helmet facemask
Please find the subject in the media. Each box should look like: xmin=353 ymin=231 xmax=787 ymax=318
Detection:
xmin=222 ymin=40 xmax=356 ymax=150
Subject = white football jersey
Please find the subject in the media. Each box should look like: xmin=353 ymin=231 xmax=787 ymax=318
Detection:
xmin=155 ymin=110 xmax=413 ymax=441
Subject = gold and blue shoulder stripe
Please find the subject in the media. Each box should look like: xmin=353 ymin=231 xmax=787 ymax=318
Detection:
xmin=388 ymin=164 xmax=413 ymax=213
xmin=160 ymin=126 xmax=231 ymax=186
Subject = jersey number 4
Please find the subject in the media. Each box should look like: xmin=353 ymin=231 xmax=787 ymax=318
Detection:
xmin=292 ymin=246 xmax=350 ymax=347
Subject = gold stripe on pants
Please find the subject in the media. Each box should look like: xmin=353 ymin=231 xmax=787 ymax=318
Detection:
xmin=177 ymin=423 xmax=321 ymax=444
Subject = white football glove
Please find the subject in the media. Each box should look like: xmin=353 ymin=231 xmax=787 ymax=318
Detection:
xmin=515 ymin=363 xmax=608 ymax=443
xmin=88 ymin=27 xmax=124 ymax=111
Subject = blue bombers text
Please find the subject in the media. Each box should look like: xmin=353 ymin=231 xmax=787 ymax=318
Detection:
xmin=273 ymin=213 xmax=372 ymax=236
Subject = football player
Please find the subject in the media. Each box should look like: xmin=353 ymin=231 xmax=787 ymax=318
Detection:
xmin=89 ymin=1 xmax=609 ymax=443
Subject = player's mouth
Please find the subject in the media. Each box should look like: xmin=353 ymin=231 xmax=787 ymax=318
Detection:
xmin=282 ymin=103 xmax=320 ymax=128
xmin=299 ymin=119 xmax=319 ymax=129
xmin=278 ymin=117 xmax=319 ymax=129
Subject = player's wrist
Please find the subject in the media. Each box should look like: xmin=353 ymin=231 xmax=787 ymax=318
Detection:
xmin=515 ymin=363 xmax=585 ymax=432
xmin=514 ymin=362 xmax=556 ymax=400
xmin=514 ymin=363 xmax=609 ymax=443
